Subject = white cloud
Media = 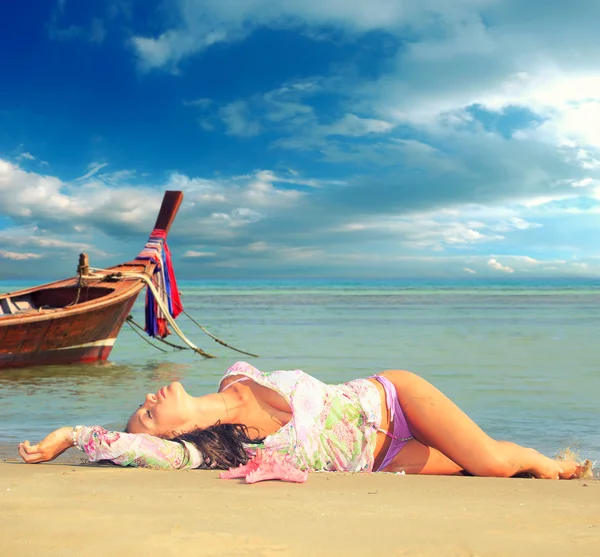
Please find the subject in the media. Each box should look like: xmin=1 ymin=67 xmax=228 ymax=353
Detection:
xmin=16 ymin=152 xmax=35 ymax=162
xmin=322 ymin=114 xmax=394 ymax=137
xmin=0 ymin=160 xmax=331 ymax=263
xmin=0 ymin=159 xmax=173 ymax=237
xmin=90 ymin=18 xmax=106 ymax=44
xmin=278 ymin=246 xmax=323 ymax=260
xmin=248 ymin=241 xmax=269 ymax=251
xmin=183 ymin=98 xmax=213 ymax=109
xmin=464 ymin=267 xmax=476 ymax=274
xmin=185 ymin=78 xmax=395 ymax=147
xmin=0 ymin=160 xmax=311 ymax=276
xmin=168 ymin=169 xmax=310 ymax=211
xmin=131 ymin=27 xmax=228 ymax=72
xmin=264 ymin=100 xmax=313 ymax=123
xmin=76 ymin=162 xmax=109 ymax=181
xmin=0 ymin=250 xmax=43 ymax=261
xmin=199 ymin=120 xmax=216 ymax=132
xmin=2 ymin=155 xmax=600 ymax=279
xmin=130 ymin=0 xmax=492 ymax=71
xmin=219 ymin=101 xmax=261 ymax=137
xmin=0 ymin=159 xmax=72 ymax=219
xmin=0 ymin=225 xmax=96 ymax=259
xmin=336 ymin=210 xmax=510 ymax=251
xmin=249 ymin=169 xmax=344 ymax=189
xmin=518 ymin=194 xmax=574 ymax=208
xmin=210 ymin=208 xmax=263 ymax=227
xmin=131 ymin=36 xmax=172 ymax=69
xmin=516 ymin=256 xmax=539 ymax=265
xmin=571 ymin=178 xmax=595 ymax=188
xmin=183 ymin=250 xmax=217 ymax=257
xmin=125 ymin=0 xmax=600 ymax=188
xmin=487 ymin=258 xmax=515 ymax=273
xmin=490 ymin=216 xmax=541 ymax=232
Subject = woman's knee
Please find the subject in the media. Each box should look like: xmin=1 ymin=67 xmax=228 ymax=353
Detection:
xmin=469 ymin=457 xmax=514 ymax=477
xmin=464 ymin=443 xmax=516 ymax=477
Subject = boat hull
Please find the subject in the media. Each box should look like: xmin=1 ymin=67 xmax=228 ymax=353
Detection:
xmin=0 ymin=285 xmax=140 ymax=369
xmin=0 ymin=190 xmax=184 ymax=370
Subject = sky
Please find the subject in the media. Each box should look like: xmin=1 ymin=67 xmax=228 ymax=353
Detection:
xmin=2 ymin=0 xmax=600 ymax=280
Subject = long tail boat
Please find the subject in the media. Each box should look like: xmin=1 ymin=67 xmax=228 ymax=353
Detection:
xmin=0 ymin=190 xmax=183 ymax=370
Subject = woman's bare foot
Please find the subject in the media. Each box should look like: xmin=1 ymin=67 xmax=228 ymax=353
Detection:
xmin=557 ymin=460 xmax=584 ymax=479
xmin=528 ymin=449 xmax=583 ymax=479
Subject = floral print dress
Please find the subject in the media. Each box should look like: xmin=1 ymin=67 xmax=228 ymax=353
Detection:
xmin=74 ymin=362 xmax=383 ymax=472
xmin=220 ymin=361 xmax=382 ymax=472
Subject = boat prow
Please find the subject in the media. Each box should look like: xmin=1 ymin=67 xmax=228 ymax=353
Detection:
xmin=0 ymin=191 xmax=184 ymax=370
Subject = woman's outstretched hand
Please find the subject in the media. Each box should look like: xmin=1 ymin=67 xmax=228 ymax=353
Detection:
xmin=18 ymin=427 xmax=74 ymax=464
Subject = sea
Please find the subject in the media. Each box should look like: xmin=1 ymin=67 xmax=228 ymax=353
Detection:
xmin=1 ymin=279 xmax=598 ymax=473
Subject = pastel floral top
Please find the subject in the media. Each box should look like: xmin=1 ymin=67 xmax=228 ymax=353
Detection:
xmin=74 ymin=362 xmax=383 ymax=472
xmin=220 ymin=361 xmax=382 ymax=472
xmin=74 ymin=426 xmax=204 ymax=470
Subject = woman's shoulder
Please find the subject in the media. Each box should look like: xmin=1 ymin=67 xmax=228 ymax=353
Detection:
xmin=221 ymin=361 xmax=304 ymax=379
xmin=219 ymin=362 xmax=307 ymax=392
xmin=220 ymin=361 xmax=262 ymax=383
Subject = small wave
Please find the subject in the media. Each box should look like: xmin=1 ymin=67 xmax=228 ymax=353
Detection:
xmin=556 ymin=446 xmax=595 ymax=478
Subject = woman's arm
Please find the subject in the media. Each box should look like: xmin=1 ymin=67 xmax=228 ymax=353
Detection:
xmin=76 ymin=426 xmax=204 ymax=469
xmin=19 ymin=426 xmax=205 ymax=470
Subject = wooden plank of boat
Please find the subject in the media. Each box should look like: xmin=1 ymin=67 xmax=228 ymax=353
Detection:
xmin=0 ymin=191 xmax=184 ymax=370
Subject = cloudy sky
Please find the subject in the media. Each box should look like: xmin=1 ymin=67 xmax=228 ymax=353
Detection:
xmin=2 ymin=0 xmax=600 ymax=280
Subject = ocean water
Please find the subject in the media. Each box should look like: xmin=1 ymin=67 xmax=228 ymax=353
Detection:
xmin=1 ymin=279 xmax=599 ymax=472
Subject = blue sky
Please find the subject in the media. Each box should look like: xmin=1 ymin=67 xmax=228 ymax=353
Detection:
xmin=2 ymin=0 xmax=600 ymax=279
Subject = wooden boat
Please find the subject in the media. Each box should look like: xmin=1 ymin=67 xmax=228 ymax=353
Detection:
xmin=0 ymin=191 xmax=183 ymax=369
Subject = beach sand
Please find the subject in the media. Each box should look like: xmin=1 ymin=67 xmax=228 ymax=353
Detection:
xmin=0 ymin=460 xmax=598 ymax=557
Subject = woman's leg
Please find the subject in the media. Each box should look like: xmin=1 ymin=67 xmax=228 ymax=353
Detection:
xmin=381 ymin=370 xmax=582 ymax=479
xmin=380 ymin=438 xmax=465 ymax=475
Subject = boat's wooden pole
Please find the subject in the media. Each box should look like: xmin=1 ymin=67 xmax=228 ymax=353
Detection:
xmin=153 ymin=191 xmax=184 ymax=236
xmin=77 ymin=253 xmax=90 ymax=276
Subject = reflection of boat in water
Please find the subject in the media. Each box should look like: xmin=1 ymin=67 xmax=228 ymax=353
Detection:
xmin=0 ymin=360 xmax=195 ymax=387
xmin=0 ymin=191 xmax=183 ymax=370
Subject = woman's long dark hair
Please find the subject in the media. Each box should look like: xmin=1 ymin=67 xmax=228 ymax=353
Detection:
xmin=171 ymin=422 xmax=264 ymax=470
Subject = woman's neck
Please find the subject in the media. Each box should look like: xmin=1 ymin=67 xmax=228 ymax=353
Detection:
xmin=192 ymin=389 xmax=246 ymax=428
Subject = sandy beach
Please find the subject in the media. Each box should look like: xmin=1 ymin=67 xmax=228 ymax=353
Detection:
xmin=0 ymin=460 xmax=598 ymax=557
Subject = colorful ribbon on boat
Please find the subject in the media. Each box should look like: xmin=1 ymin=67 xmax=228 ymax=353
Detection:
xmin=137 ymin=229 xmax=183 ymax=338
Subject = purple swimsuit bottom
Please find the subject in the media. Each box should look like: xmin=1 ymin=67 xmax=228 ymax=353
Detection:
xmin=371 ymin=374 xmax=414 ymax=471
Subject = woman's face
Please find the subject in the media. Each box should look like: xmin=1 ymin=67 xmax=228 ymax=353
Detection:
xmin=126 ymin=381 xmax=197 ymax=437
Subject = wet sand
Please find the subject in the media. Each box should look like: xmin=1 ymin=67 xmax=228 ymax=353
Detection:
xmin=1 ymin=460 xmax=598 ymax=557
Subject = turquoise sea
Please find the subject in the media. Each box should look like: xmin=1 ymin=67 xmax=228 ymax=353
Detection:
xmin=0 ymin=279 xmax=598 ymax=472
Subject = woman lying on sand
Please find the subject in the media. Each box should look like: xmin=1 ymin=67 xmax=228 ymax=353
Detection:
xmin=18 ymin=361 xmax=585 ymax=479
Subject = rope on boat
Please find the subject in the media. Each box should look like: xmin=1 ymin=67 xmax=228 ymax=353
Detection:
xmin=90 ymin=269 xmax=216 ymax=359
xmin=183 ymin=308 xmax=257 ymax=356
xmin=125 ymin=317 xmax=169 ymax=354
xmin=81 ymin=268 xmax=258 ymax=358
xmin=126 ymin=315 xmax=188 ymax=351
xmin=157 ymin=284 xmax=259 ymax=358
xmin=124 ymin=270 xmax=258 ymax=357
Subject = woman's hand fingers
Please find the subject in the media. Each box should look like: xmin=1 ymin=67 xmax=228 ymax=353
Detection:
xmin=18 ymin=438 xmax=52 ymax=463
xmin=20 ymin=440 xmax=39 ymax=454
xmin=18 ymin=442 xmax=44 ymax=463
xmin=18 ymin=427 xmax=74 ymax=464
